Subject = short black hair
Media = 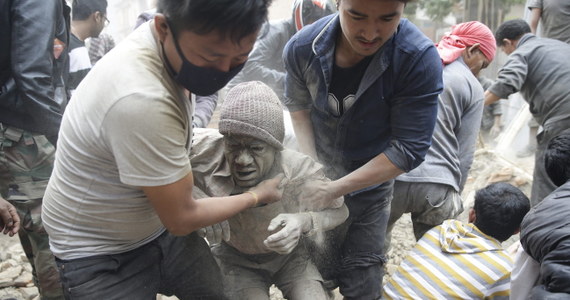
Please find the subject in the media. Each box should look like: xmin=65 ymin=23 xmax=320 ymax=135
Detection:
xmin=495 ymin=19 xmax=531 ymax=46
xmin=473 ymin=183 xmax=530 ymax=242
xmin=72 ymin=0 xmax=108 ymax=21
xmin=157 ymin=0 xmax=272 ymax=44
xmin=545 ymin=130 xmax=570 ymax=187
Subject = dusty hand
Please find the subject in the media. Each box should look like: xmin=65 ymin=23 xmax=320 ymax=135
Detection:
xmin=298 ymin=180 xmax=341 ymax=211
xmin=0 ymin=198 xmax=20 ymax=237
xmin=197 ymin=220 xmax=230 ymax=245
xmin=489 ymin=124 xmax=502 ymax=138
xmin=249 ymin=173 xmax=285 ymax=205
xmin=263 ymin=213 xmax=310 ymax=255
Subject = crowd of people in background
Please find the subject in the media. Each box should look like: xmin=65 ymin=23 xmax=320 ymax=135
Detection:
xmin=1 ymin=0 xmax=569 ymax=299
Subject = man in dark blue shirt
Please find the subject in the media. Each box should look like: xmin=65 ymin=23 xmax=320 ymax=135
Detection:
xmin=283 ymin=0 xmax=443 ymax=298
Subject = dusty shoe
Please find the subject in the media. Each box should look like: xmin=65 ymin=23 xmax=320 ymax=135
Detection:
xmin=516 ymin=144 xmax=536 ymax=158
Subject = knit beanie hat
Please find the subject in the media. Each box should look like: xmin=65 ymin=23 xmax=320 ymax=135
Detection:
xmin=219 ymin=81 xmax=285 ymax=150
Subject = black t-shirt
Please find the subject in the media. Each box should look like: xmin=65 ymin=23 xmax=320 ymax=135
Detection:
xmin=328 ymin=55 xmax=373 ymax=117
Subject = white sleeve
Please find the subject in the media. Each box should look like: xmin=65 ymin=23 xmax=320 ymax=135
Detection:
xmin=510 ymin=245 xmax=541 ymax=300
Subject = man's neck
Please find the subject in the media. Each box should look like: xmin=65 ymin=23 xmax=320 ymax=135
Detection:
xmin=71 ymin=21 xmax=90 ymax=41
xmin=334 ymin=34 xmax=368 ymax=68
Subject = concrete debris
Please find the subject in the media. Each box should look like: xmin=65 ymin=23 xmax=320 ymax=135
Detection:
xmin=0 ymin=237 xmax=39 ymax=300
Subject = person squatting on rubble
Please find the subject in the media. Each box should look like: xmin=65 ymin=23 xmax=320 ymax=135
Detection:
xmin=283 ymin=0 xmax=444 ymax=298
xmin=41 ymin=1 xmax=285 ymax=299
xmin=1 ymin=0 xmax=70 ymax=298
xmin=228 ymin=0 xmax=336 ymax=149
xmin=484 ymin=19 xmax=570 ymax=207
xmin=386 ymin=21 xmax=495 ymax=249
xmin=383 ymin=182 xmax=530 ymax=299
xmin=510 ymin=129 xmax=570 ymax=299
xmin=190 ymin=81 xmax=349 ymax=300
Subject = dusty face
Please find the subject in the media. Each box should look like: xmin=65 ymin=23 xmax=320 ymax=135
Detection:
xmin=224 ymin=135 xmax=277 ymax=188
xmin=155 ymin=14 xmax=256 ymax=74
xmin=337 ymin=0 xmax=404 ymax=64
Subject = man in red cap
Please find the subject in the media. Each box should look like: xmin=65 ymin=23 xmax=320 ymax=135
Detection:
xmin=386 ymin=21 xmax=496 ymax=249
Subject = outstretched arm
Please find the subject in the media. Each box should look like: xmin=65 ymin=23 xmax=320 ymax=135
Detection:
xmin=485 ymin=90 xmax=502 ymax=106
xmin=144 ymin=172 xmax=284 ymax=236
xmin=300 ymin=154 xmax=405 ymax=210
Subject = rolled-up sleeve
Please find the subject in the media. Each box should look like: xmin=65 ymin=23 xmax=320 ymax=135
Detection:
xmin=384 ymin=46 xmax=443 ymax=172
xmin=488 ymin=53 xmax=528 ymax=99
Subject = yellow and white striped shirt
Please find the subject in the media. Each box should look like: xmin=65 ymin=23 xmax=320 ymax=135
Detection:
xmin=383 ymin=220 xmax=512 ymax=300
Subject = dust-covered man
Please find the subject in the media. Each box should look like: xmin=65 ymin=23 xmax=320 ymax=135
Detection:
xmin=190 ymin=81 xmax=349 ymax=300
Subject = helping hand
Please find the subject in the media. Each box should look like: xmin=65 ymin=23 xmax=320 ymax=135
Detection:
xmin=197 ymin=220 xmax=230 ymax=245
xmin=489 ymin=124 xmax=502 ymax=138
xmin=298 ymin=180 xmax=342 ymax=211
xmin=249 ymin=173 xmax=286 ymax=205
xmin=0 ymin=197 xmax=20 ymax=237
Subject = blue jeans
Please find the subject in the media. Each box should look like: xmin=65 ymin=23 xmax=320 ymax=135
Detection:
xmin=308 ymin=183 xmax=392 ymax=300
xmin=55 ymin=231 xmax=227 ymax=300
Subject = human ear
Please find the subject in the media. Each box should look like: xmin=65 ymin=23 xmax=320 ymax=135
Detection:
xmin=154 ymin=14 xmax=169 ymax=42
xmin=468 ymin=208 xmax=476 ymax=223
xmin=467 ymin=43 xmax=481 ymax=57
xmin=92 ymin=11 xmax=102 ymax=23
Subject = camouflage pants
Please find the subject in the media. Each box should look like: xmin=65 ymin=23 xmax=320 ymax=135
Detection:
xmin=0 ymin=125 xmax=64 ymax=300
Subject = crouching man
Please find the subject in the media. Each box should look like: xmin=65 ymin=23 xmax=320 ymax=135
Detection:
xmin=383 ymin=182 xmax=530 ymax=299
xmin=190 ymin=81 xmax=349 ymax=300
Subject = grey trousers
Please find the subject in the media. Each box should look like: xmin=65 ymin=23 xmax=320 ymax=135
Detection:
xmin=386 ymin=181 xmax=463 ymax=251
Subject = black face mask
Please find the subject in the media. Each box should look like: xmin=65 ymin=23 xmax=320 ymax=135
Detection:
xmin=164 ymin=20 xmax=245 ymax=96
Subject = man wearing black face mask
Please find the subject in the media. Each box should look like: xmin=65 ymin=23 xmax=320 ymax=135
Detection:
xmin=41 ymin=0 xmax=284 ymax=298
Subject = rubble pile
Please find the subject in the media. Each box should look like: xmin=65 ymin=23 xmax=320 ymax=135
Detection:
xmin=468 ymin=149 xmax=532 ymax=194
xmin=0 ymin=241 xmax=38 ymax=300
